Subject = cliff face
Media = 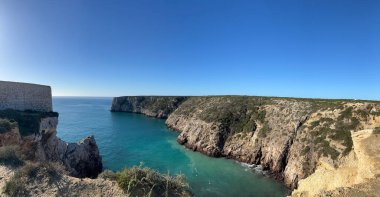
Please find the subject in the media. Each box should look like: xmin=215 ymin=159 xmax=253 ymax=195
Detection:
xmin=168 ymin=97 xmax=380 ymax=189
xmin=33 ymin=117 xmax=103 ymax=178
xmin=112 ymin=96 xmax=380 ymax=191
xmin=111 ymin=96 xmax=187 ymax=118
xmin=292 ymin=129 xmax=380 ymax=196
xmin=0 ymin=112 xmax=102 ymax=178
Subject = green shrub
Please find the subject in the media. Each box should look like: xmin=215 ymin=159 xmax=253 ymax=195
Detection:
xmin=301 ymin=146 xmax=310 ymax=155
xmin=98 ymin=169 xmax=117 ymax=180
xmin=373 ymin=127 xmax=380 ymax=134
xmin=258 ymin=122 xmax=270 ymax=138
xmin=116 ymin=163 xmax=190 ymax=196
xmin=0 ymin=119 xmax=17 ymax=133
xmin=338 ymin=107 xmax=353 ymax=121
xmin=318 ymin=140 xmax=340 ymax=160
xmin=356 ymin=109 xmax=369 ymax=119
xmin=0 ymin=145 xmax=24 ymax=167
xmin=3 ymin=178 xmax=28 ymax=197
xmin=319 ymin=117 xmax=334 ymax=126
xmin=309 ymin=120 xmax=320 ymax=128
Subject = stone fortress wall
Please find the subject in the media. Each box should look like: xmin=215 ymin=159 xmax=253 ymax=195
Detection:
xmin=0 ymin=81 xmax=52 ymax=112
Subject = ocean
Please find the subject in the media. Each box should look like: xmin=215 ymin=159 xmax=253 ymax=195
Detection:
xmin=53 ymin=97 xmax=287 ymax=197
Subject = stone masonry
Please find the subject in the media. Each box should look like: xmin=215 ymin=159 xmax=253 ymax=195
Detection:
xmin=0 ymin=81 xmax=52 ymax=112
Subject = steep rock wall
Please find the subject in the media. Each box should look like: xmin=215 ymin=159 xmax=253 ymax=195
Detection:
xmin=167 ymin=97 xmax=380 ymax=189
xmin=0 ymin=115 xmax=103 ymax=178
xmin=111 ymin=96 xmax=187 ymax=118
xmin=112 ymin=96 xmax=380 ymax=191
xmin=22 ymin=117 xmax=103 ymax=178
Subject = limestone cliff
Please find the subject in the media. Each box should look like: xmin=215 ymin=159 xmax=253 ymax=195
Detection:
xmin=291 ymin=129 xmax=380 ymax=196
xmin=112 ymin=96 xmax=380 ymax=193
xmin=111 ymin=96 xmax=187 ymax=118
xmin=0 ymin=111 xmax=102 ymax=178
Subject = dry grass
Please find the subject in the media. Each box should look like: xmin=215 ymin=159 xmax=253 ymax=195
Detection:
xmin=0 ymin=145 xmax=24 ymax=167
xmin=99 ymin=163 xmax=190 ymax=197
xmin=3 ymin=162 xmax=66 ymax=197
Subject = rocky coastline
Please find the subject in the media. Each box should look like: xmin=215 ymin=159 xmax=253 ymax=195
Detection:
xmin=0 ymin=81 xmax=193 ymax=196
xmin=111 ymin=96 xmax=380 ymax=195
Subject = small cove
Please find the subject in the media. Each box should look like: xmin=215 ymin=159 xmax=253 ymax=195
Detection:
xmin=53 ymin=97 xmax=288 ymax=197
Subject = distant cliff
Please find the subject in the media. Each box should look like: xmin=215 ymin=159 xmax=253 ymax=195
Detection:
xmin=111 ymin=95 xmax=380 ymax=195
xmin=111 ymin=96 xmax=187 ymax=118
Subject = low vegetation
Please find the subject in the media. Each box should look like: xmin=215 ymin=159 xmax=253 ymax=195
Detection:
xmin=258 ymin=122 xmax=270 ymax=138
xmin=175 ymin=96 xmax=271 ymax=134
xmin=0 ymin=145 xmax=24 ymax=167
xmin=139 ymin=97 xmax=187 ymax=114
xmin=0 ymin=119 xmax=17 ymax=133
xmin=301 ymin=146 xmax=310 ymax=156
xmin=4 ymin=162 xmax=65 ymax=196
xmin=309 ymin=105 xmax=373 ymax=159
xmin=373 ymin=127 xmax=380 ymax=135
xmin=113 ymin=96 xmax=187 ymax=117
xmin=99 ymin=163 xmax=190 ymax=197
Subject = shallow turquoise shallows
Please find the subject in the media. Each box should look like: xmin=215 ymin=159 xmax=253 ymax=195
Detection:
xmin=53 ymin=97 xmax=288 ymax=197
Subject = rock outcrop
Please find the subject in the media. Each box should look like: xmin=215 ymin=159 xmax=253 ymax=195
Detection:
xmin=111 ymin=96 xmax=187 ymax=118
xmin=0 ymin=113 xmax=102 ymax=178
xmin=112 ymin=96 xmax=380 ymax=194
xmin=34 ymin=116 xmax=102 ymax=178
xmin=292 ymin=129 xmax=380 ymax=196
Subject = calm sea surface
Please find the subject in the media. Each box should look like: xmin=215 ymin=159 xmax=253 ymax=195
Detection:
xmin=53 ymin=97 xmax=287 ymax=197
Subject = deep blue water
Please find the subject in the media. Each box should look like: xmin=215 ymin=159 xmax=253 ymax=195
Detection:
xmin=53 ymin=97 xmax=287 ymax=197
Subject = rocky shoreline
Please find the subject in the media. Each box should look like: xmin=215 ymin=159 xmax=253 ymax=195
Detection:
xmin=111 ymin=96 xmax=380 ymax=195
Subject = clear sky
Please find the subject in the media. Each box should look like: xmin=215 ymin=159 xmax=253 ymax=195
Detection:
xmin=0 ymin=0 xmax=379 ymax=99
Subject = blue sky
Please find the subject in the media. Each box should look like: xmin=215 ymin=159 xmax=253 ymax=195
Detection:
xmin=0 ymin=0 xmax=379 ymax=99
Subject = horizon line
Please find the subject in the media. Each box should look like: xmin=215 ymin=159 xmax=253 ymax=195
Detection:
xmin=52 ymin=95 xmax=380 ymax=102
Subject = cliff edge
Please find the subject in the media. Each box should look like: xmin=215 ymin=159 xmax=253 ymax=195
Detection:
xmin=111 ymin=96 xmax=187 ymax=118
xmin=111 ymin=96 xmax=380 ymax=195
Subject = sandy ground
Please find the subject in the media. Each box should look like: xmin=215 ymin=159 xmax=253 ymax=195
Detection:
xmin=0 ymin=166 xmax=14 ymax=193
xmin=291 ymin=129 xmax=380 ymax=197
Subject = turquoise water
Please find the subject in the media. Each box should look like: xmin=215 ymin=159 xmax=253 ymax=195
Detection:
xmin=53 ymin=97 xmax=288 ymax=197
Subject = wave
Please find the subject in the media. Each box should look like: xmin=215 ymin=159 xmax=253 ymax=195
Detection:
xmin=239 ymin=162 xmax=268 ymax=175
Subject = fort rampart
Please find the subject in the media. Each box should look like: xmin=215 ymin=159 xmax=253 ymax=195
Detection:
xmin=0 ymin=81 xmax=52 ymax=112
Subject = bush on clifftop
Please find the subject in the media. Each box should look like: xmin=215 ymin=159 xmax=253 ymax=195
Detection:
xmin=373 ymin=127 xmax=380 ymax=134
xmin=4 ymin=162 xmax=66 ymax=196
xmin=99 ymin=163 xmax=190 ymax=197
xmin=0 ymin=145 xmax=24 ymax=167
